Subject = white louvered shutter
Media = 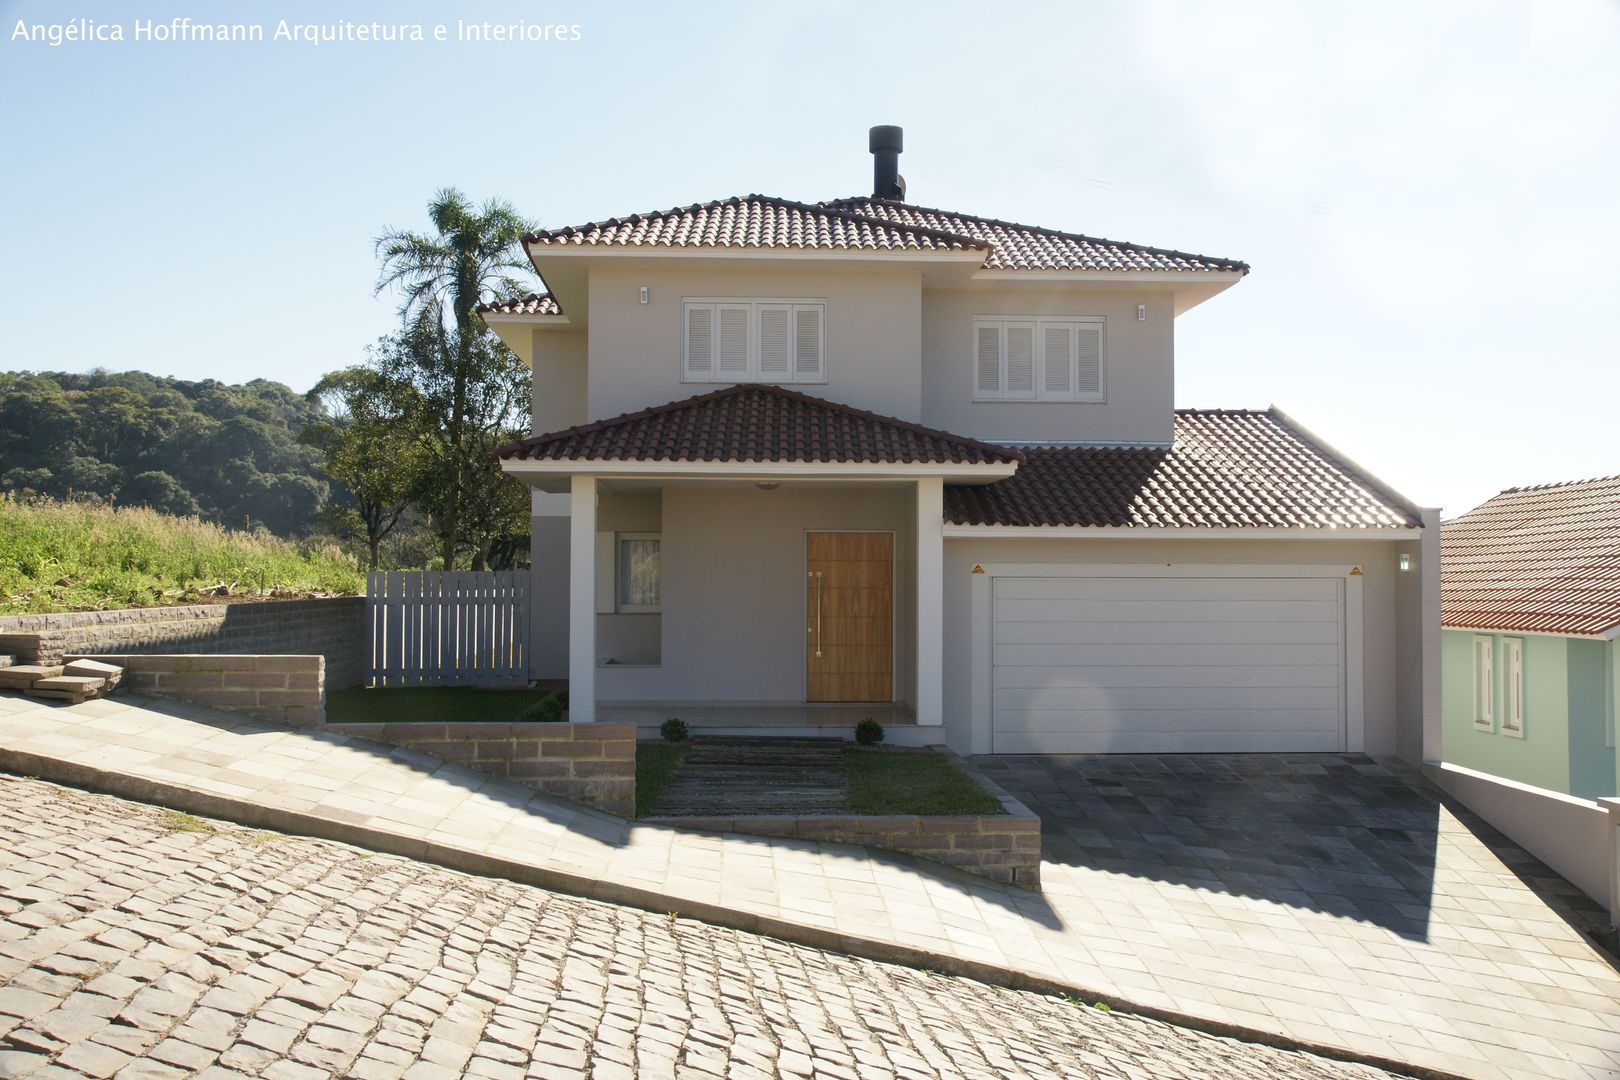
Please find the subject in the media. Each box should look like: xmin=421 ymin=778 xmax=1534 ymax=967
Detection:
xmin=1005 ymin=322 xmax=1036 ymax=398
xmin=717 ymin=304 xmax=751 ymax=379
xmin=975 ymin=322 xmax=1002 ymax=397
xmin=758 ymin=304 xmax=791 ymax=378
xmin=684 ymin=304 xmax=714 ymax=379
xmin=1506 ymin=639 xmax=1523 ymax=731
xmin=1474 ymin=638 xmax=1494 ymax=727
xmin=793 ymin=304 xmax=823 ymax=381
xmin=1042 ymin=324 xmax=1073 ymax=399
xmin=1074 ymin=324 xmax=1103 ymax=398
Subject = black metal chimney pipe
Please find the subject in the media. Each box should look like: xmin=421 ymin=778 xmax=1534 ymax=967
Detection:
xmin=869 ymin=125 xmax=905 ymax=200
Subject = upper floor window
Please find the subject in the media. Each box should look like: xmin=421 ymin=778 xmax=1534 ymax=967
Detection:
xmin=683 ymin=298 xmax=824 ymax=384
xmin=973 ymin=316 xmax=1104 ymax=403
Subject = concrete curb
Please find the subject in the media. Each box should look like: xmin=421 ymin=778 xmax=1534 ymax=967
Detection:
xmin=0 ymin=748 xmax=1461 ymax=1080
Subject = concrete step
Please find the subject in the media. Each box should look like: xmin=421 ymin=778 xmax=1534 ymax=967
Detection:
xmin=0 ymin=665 xmax=64 ymax=691
xmin=27 ymin=675 xmax=107 ymax=705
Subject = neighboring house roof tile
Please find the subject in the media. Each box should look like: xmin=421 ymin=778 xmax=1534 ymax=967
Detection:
xmin=522 ymin=193 xmax=1245 ymax=274
xmin=524 ymin=195 xmax=989 ymax=256
xmin=476 ymin=292 xmax=561 ymax=316
xmin=823 ymin=197 xmax=1250 ymax=274
xmin=1441 ymin=476 xmax=1620 ymax=637
xmin=943 ymin=409 xmax=1421 ymax=530
xmin=493 ymin=384 xmax=1024 ymax=467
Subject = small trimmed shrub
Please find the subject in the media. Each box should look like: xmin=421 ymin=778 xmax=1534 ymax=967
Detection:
xmin=855 ymin=717 xmax=884 ymax=746
xmin=517 ymin=694 xmax=564 ymax=723
xmin=660 ymin=717 xmax=689 ymax=743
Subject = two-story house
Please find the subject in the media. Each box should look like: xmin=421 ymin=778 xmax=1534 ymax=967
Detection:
xmin=485 ymin=126 xmax=1440 ymax=758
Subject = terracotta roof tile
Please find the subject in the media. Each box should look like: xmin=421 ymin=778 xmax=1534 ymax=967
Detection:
xmin=826 ymin=197 xmax=1249 ymax=274
xmin=944 ymin=409 xmax=1420 ymax=529
xmin=476 ymin=292 xmax=561 ymax=317
xmin=523 ymin=193 xmax=1245 ymax=274
xmin=525 ymin=195 xmax=988 ymax=256
xmin=494 ymin=384 xmax=1023 ymax=467
xmin=1442 ymin=476 xmax=1620 ymax=636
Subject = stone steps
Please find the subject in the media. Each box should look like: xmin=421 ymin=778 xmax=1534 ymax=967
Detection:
xmin=653 ymin=737 xmax=850 ymax=817
xmin=0 ymin=658 xmax=125 ymax=705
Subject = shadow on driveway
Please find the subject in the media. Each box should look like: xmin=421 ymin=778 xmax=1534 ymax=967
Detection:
xmin=977 ymin=753 xmax=1611 ymax=949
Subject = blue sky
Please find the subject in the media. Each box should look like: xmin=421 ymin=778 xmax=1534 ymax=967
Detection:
xmin=2 ymin=0 xmax=1616 ymax=516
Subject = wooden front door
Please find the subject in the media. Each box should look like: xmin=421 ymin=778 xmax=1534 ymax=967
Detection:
xmin=805 ymin=531 xmax=893 ymax=703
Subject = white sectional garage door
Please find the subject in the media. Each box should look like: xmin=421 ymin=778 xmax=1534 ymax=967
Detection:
xmin=991 ymin=575 xmax=1346 ymax=754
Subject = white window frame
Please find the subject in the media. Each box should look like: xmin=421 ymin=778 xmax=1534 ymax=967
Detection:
xmin=1473 ymin=636 xmax=1495 ymax=732
xmin=1502 ymin=637 xmax=1525 ymax=737
xmin=682 ymin=297 xmax=826 ymax=384
xmin=615 ymin=532 xmax=661 ymax=614
xmin=973 ymin=316 xmax=1105 ymax=403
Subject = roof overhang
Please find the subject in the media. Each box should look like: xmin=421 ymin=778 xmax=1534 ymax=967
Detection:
xmin=501 ymin=457 xmax=1017 ymax=493
xmin=966 ymin=269 xmax=1247 ymax=315
xmin=525 ymin=244 xmax=992 ymax=323
xmin=1442 ymin=623 xmax=1620 ymax=641
xmin=943 ymin=524 xmax=1421 ymax=541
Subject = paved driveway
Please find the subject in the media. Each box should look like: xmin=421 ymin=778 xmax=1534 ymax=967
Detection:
xmin=0 ymin=775 xmax=1393 ymax=1080
xmin=976 ymin=753 xmax=1620 ymax=1080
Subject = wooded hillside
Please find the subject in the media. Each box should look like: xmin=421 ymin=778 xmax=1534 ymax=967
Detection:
xmin=0 ymin=369 xmax=330 ymax=536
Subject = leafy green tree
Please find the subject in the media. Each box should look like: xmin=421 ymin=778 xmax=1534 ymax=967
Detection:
xmin=371 ymin=315 xmax=531 ymax=571
xmin=373 ymin=190 xmax=535 ymax=570
xmin=303 ymin=367 xmax=418 ymax=570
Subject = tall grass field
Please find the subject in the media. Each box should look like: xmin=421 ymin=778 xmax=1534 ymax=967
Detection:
xmin=0 ymin=496 xmax=362 ymax=614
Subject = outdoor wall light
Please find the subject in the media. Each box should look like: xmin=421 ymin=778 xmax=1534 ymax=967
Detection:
xmin=1137 ymin=303 xmax=1146 ymax=321
xmin=756 ymin=481 xmax=780 ymax=492
xmin=1399 ymin=552 xmax=1412 ymax=572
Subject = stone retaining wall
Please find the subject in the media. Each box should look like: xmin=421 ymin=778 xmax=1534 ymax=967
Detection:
xmin=331 ymin=721 xmax=636 ymax=818
xmin=657 ymin=753 xmax=1042 ymax=888
xmin=0 ymin=598 xmax=365 ymax=690
xmin=74 ymin=654 xmax=326 ymax=728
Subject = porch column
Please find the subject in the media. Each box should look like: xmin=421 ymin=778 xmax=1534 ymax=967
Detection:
xmin=916 ymin=478 xmax=944 ymax=726
xmin=569 ymin=475 xmax=597 ymax=723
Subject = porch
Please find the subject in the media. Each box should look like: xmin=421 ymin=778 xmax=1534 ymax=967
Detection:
xmin=530 ymin=473 xmax=956 ymax=735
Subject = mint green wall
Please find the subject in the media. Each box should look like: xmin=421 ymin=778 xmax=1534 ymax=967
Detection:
xmin=1566 ymin=640 xmax=1615 ymax=798
xmin=1441 ymin=629 xmax=1618 ymax=798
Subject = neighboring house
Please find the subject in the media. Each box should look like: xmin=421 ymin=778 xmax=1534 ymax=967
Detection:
xmin=1441 ymin=477 xmax=1620 ymax=798
xmin=483 ymin=126 xmax=1439 ymax=757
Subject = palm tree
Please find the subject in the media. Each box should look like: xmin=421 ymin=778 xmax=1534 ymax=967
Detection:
xmin=374 ymin=188 xmax=534 ymax=335
xmin=373 ymin=190 xmax=536 ymax=569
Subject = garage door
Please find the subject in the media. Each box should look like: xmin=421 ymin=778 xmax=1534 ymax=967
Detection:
xmin=992 ymin=575 xmax=1345 ymax=754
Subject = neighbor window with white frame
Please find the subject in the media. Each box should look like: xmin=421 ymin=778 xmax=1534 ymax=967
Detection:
xmin=683 ymin=298 xmax=824 ymax=383
xmin=1502 ymin=637 xmax=1525 ymax=736
xmin=616 ymin=533 xmax=661 ymax=612
xmin=973 ymin=316 xmax=1104 ymax=402
xmin=1472 ymin=636 xmax=1495 ymax=731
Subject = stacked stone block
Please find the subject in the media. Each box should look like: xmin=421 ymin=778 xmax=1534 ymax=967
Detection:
xmin=0 ymin=597 xmax=365 ymax=690
xmin=331 ymin=721 xmax=637 ymax=817
xmin=73 ymin=654 xmax=325 ymax=728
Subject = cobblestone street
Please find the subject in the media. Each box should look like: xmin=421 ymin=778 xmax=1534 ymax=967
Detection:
xmin=0 ymin=774 xmax=1395 ymax=1079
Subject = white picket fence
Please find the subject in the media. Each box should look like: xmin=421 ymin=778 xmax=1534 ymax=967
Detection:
xmin=366 ymin=571 xmax=529 ymax=687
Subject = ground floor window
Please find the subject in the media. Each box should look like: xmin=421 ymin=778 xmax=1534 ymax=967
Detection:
xmin=616 ymin=533 xmax=661 ymax=612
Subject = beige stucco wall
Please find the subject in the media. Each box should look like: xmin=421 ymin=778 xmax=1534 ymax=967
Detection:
xmin=939 ymin=537 xmax=1415 ymax=756
xmin=596 ymin=491 xmax=662 ymax=666
xmin=921 ymin=288 xmax=1174 ymax=445
xmin=595 ymin=484 xmax=914 ymax=705
xmin=528 ymin=327 xmax=587 ymax=434
xmin=584 ymin=265 xmax=924 ymax=422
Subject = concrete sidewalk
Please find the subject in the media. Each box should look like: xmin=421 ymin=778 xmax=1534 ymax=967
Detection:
xmin=1 ymin=692 xmax=1617 ymax=1079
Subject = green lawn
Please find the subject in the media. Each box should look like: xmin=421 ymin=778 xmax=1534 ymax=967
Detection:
xmin=325 ymin=687 xmax=560 ymax=725
xmin=845 ymin=748 xmax=1003 ymax=815
xmin=636 ymin=742 xmax=688 ymax=817
xmin=0 ymin=497 xmax=360 ymax=614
